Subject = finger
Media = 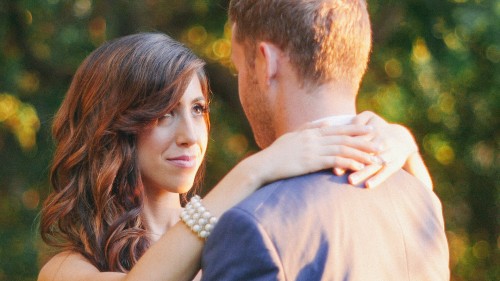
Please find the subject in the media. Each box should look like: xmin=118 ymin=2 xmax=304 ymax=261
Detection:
xmin=348 ymin=164 xmax=383 ymax=186
xmin=369 ymin=135 xmax=388 ymax=152
xmin=319 ymin=124 xmax=373 ymax=137
xmin=375 ymin=150 xmax=396 ymax=166
xmin=320 ymin=136 xmax=381 ymax=154
xmin=321 ymin=145 xmax=381 ymax=165
xmin=365 ymin=164 xmax=400 ymax=189
xmin=322 ymin=156 xmax=366 ymax=172
xmin=365 ymin=114 xmax=388 ymax=127
xmin=352 ymin=111 xmax=377 ymax=125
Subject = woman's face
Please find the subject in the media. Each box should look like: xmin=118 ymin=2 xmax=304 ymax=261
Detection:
xmin=137 ymin=75 xmax=208 ymax=195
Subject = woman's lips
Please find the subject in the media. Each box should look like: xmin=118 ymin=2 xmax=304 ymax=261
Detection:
xmin=167 ymin=155 xmax=196 ymax=168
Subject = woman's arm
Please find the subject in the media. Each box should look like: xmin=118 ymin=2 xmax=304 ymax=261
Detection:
xmin=39 ymin=124 xmax=380 ymax=281
xmin=346 ymin=111 xmax=433 ymax=189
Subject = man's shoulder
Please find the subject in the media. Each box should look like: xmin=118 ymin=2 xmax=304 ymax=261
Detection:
xmin=235 ymin=171 xmax=349 ymax=211
xmin=225 ymin=169 xmax=439 ymax=221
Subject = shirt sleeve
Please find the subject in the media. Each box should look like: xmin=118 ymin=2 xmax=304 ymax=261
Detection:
xmin=201 ymin=207 xmax=285 ymax=281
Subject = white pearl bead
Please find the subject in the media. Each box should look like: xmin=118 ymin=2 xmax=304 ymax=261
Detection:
xmin=199 ymin=230 xmax=208 ymax=238
xmin=193 ymin=213 xmax=201 ymax=219
xmin=209 ymin=217 xmax=218 ymax=224
xmin=202 ymin=211 xmax=211 ymax=219
xmin=198 ymin=218 xmax=207 ymax=226
xmin=205 ymin=224 xmax=213 ymax=231
xmin=192 ymin=225 xmax=201 ymax=232
xmin=187 ymin=219 xmax=195 ymax=227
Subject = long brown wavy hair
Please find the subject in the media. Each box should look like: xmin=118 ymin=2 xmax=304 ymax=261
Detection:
xmin=40 ymin=33 xmax=209 ymax=272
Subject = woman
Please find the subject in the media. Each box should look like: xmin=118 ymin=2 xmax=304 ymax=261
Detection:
xmin=38 ymin=33 xmax=430 ymax=281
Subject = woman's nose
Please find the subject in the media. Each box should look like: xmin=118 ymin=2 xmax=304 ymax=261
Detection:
xmin=176 ymin=113 xmax=197 ymax=147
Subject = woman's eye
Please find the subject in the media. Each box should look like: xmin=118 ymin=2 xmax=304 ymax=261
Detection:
xmin=159 ymin=112 xmax=174 ymax=121
xmin=192 ymin=104 xmax=208 ymax=116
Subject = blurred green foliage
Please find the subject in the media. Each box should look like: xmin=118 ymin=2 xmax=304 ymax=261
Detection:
xmin=0 ymin=0 xmax=498 ymax=280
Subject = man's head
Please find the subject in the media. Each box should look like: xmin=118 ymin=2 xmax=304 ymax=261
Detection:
xmin=229 ymin=0 xmax=372 ymax=148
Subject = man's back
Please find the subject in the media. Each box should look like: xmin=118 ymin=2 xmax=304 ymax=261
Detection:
xmin=201 ymin=170 xmax=449 ymax=280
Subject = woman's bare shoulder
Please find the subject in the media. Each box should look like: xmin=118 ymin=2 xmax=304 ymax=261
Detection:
xmin=38 ymin=251 xmax=124 ymax=281
xmin=38 ymin=251 xmax=94 ymax=281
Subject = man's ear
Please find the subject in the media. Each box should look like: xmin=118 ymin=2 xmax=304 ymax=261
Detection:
xmin=257 ymin=42 xmax=280 ymax=85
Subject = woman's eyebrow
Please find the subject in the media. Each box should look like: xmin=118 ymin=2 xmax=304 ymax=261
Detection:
xmin=192 ymin=96 xmax=206 ymax=103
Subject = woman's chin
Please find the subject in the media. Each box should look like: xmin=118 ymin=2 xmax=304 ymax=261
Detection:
xmin=166 ymin=180 xmax=195 ymax=194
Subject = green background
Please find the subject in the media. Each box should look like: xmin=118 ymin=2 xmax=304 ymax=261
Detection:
xmin=0 ymin=0 xmax=498 ymax=280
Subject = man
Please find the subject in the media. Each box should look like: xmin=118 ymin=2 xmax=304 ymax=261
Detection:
xmin=201 ymin=0 xmax=449 ymax=280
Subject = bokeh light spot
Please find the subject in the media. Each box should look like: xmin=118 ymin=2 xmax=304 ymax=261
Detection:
xmin=32 ymin=43 xmax=51 ymax=60
xmin=485 ymin=45 xmax=500 ymax=63
xmin=438 ymin=93 xmax=455 ymax=114
xmin=471 ymin=141 xmax=494 ymax=169
xmin=447 ymin=231 xmax=468 ymax=268
xmin=89 ymin=17 xmax=107 ymax=45
xmin=412 ymin=38 xmax=431 ymax=64
xmin=226 ymin=134 xmax=249 ymax=156
xmin=73 ymin=0 xmax=92 ymax=18
xmin=212 ymin=39 xmax=231 ymax=59
xmin=0 ymin=94 xmax=20 ymax=122
xmin=384 ymin=58 xmax=402 ymax=78
xmin=444 ymin=33 xmax=463 ymax=51
xmin=188 ymin=26 xmax=208 ymax=46
xmin=423 ymin=134 xmax=455 ymax=165
xmin=472 ymin=240 xmax=490 ymax=259
xmin=16 ymin=72 xmax=40 ymax=93
xmin=427 ymin=106 xmax=441 ymax=123
xmin=25 ymin=10 xmax=33 ymax=25
xmin=22 ymin=189 xmax=40 ymax=210
xmin=436 ymin=144 xmax=455 ymax=165
xmin=0 ymin=94 xmax=40 ymax=150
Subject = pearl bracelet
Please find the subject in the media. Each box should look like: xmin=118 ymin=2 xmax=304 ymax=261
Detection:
xmin=180 ymin=195 xmax=218 ymax=239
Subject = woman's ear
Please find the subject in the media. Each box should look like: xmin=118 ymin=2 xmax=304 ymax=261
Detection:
xmin=257 ymin=42 xmax=280 ymax=86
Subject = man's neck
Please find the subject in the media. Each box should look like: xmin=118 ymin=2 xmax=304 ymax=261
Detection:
xmin=275 ymin=81 xmax=357 ymax=135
